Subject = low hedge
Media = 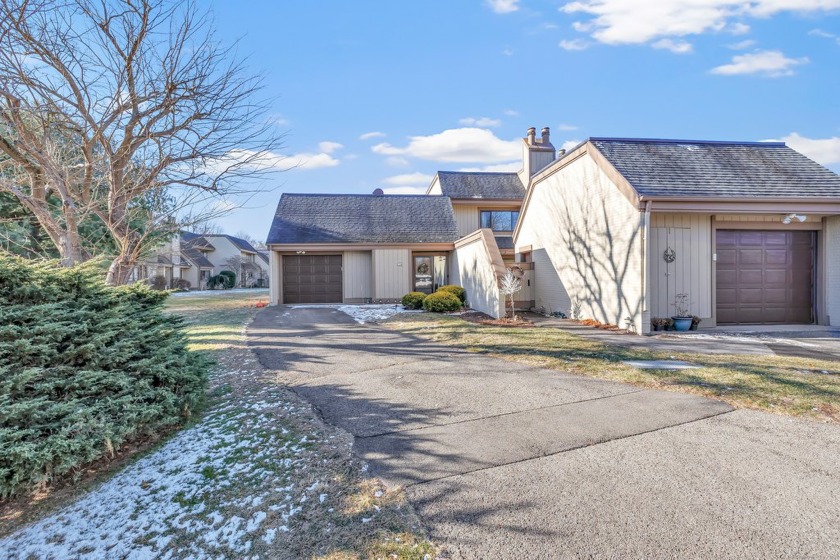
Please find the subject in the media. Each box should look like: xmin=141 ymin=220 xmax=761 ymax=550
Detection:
xmin=402 ymin=291 xmax=427 ymax=310
xmin=437 ymin=284 xmax=466 ymax=303
xmin=422 ymin=290 xmax=462 ymax=312
xmin=0 ymin=256 xmax=206 ymax=497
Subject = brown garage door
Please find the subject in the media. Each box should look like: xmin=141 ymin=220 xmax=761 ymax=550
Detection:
xmin=282 ymin=255 xmax=342 ymax=304
xmin=716 ymin=230 xmax=813 ymax=324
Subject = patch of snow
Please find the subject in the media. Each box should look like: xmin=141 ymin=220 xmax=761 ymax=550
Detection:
xmin=289 ymin=303 xmax=423 ymax=324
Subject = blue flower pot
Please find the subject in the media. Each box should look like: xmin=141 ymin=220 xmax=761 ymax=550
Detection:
xmin=672 ymin=317 xmax=692 ymax=332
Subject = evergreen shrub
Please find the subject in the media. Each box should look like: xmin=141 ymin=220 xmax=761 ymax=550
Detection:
xmin=0 ymin=256 xmax=206 ymax=497
xmin=401 ymin=292 xmax=427 ymax=310
xmin=422 ymin=291 xmax=462 ymax=312
xmin=437 ymin=284 xmax=466 ymax=303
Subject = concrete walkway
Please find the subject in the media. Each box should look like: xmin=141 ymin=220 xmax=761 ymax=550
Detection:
xmin=249 ymin=307 xmax=840 ymax=559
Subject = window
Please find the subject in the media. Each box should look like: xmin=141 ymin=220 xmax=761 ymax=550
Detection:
xmin=480 ymin=210 xmax=520 ymax=232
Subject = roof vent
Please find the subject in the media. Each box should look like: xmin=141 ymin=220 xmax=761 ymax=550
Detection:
xmin=372 ymin=188 xmax=384 ymax=196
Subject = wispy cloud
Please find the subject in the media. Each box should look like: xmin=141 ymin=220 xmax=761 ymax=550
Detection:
xmin=504 ymin=109 xmax=520 ymax=117
xmin=711 ymin=50 xmax=808 ymax=77
xmin=560 ymin=1 xmax=840 ymax=49
xmin=457 ymin=162 xmax=521 ymax=172
xmin=728 ymin=39 xmax=756 ymax=50
xmin=559 ymin=38 xmax=589 ymax=51
xmin=459 ymin=116 xmax=502 ymax=128
xmin=557 ymin=123 xmax=578 ymax=131
xmin=652 ymin=38 xmax=693 ymax=54
xmin=204 ymin=147 xmax=340 ymax=175
xmin=382 ymin=172 xmax=435 ymax=186
xmin=359 ymin=131 xmax=386 ymax=140
xmin=486 ymin=0 xmax=520 ymax=14
xmin=372 ymin=127 xmax=520 ymax=163
xmin=809 ymin=28 xmax=840 ymax=45
xmin=318 ymin=141 xmax=343 ymax=153
xmin=381 ymin=186 xmax=429 ymax=195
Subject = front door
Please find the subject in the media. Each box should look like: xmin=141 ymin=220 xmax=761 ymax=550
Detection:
xmin=413 ymin=255 xmax=447 ymax=294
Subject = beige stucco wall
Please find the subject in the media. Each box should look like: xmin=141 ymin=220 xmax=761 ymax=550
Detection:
xmin=649 ymin=214 xmax=713 ymax=320
xmin=343 ymin=251 xmax=373 ymax=301
xmin=453 ymin=204 xmax=480 ymax=237
xmin=825 ymin=216 xmax=840 ymax=326
xmin=453 ymin=230 xmax=505 ymax=318
xmin=516 ymin=153 xmax=645 ymax=332
xmin=372 ymin=249 xmax=411 ymax=299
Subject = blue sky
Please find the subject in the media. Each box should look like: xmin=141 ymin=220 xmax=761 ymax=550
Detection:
xmin=205 ymin=0 xmax=840 ymax=240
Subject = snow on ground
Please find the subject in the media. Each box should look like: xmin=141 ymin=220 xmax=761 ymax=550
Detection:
xmin=290 ymin=304 xmax=423 ymax=324
xmin=661 ymin=333 xmax=820 ymax=348
xmin=0 ymin=330 xmax=322 ymax=560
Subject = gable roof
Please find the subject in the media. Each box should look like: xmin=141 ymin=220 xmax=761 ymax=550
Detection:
xmin=435 ymin=171 xmax=526 ymax=200
xmin=205 ymin=234 xmax=259 ymax=253
xmin=589 ymin=138 xmax=840 ymax=199
xmin=267 ymin=194 xmax=459 ymax=244
xmin=180 ymin=231 xmax=216 ymax=252
xmin=181 ymin=247 xmax=214 ymax=268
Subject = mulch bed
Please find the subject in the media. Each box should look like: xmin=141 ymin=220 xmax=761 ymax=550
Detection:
xmin=457 ymin=311 xmax=536 ymax=328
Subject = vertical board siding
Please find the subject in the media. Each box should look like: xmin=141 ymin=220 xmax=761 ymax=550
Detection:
xmin=825 ymin=216 xmax=840 ymax=326
xmin=343 ymin=251 xmax=372 ymax=300
xmin=453 ymin=205 xmax=480 ymax=237
xmin=649 ymin=214 xmax=712 ymax=319
xmin=372 ymin=249 xmax=411 ymax=299
xmin=516 ymin=153 xmax=644 ymax=331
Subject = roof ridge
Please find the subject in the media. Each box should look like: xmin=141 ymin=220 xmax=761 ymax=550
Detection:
xmin=438 ymin=171 xmax=519 ymax=175
xmin=281 ymin=193 xmax=445 ymax=198
xmin=590 ymin=137 xmax=786 ymax=147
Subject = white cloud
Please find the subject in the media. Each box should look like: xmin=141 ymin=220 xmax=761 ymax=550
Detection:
xmin=560 ymin=1 xmax=840 ymax=46
xmin=711 ymin=50 xmax=808 ymax=77
xmin=458 ymin=162 xmax=521 ymax=172
xmin=382 ymin=172 xmax=435 ymax=186
xmin=652 ymin=38 xmax=693 ymax=54
xmin=560 ymin=139 xmax=582 ymax=152
xmin=486 ymin=0 xmax=520 ymax=14
xmin=359 ymin=131 xmax=386 ymax=140
xmin=779 ymin=133 xmax=840 ymax=166
xmin=728 ymin=39 xmax=756 ymax=50
xmin=503 ymin=48 xmax=515 ymax=56
xmin=385 ymin=156 xmax=411 ymax=167
xmin=381 ymin=186 xmax=429 ymax=195
xmin=203 ymin=148 xmax=340 ymax=174
xmin=557 ymin=123 xmax=578 ymax=131
xmin=560 ymin=38 xmax=589 ymax=50
xmin=318 ymin=141 xmax=343 ymax=154
xmin=459 ymin=116 xmax=502 ymax=128
xmin=504 ymin=109 xmax=520 ymax=116
xmin=809 ymin=28 xmax=840 ymax=45
xmin=372 ymin=127 xmax=521 ymax=163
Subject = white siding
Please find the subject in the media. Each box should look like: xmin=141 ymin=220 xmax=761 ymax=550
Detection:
xmin=343 ymin=251 xmax=372 ymax=301
xmin=826 ymin=216 xmax=840 ymax=326
xmin=454 ymin=231 xmax=505 ymax=318
xmin=453 ymin=205 xmax=480 ymax=237
xmin=516 ymin=153 xmax=645 ymax=332
xmin=649 ymin=214 xmax=713 ymax=319
xmin=269 ymin=250 xmax=281 ymax=305
xmin=372 ymin=249 xmax=411 ymax=299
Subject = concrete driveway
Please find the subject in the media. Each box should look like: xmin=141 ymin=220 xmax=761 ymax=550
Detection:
xmin=248 ymin=307 xmax=840 ymax=559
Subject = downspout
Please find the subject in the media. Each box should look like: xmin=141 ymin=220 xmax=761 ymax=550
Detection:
xmin=641 ymin=200 xmax=652 ymax=334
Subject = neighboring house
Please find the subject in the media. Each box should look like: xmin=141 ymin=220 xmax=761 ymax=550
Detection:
xmin=266 ymin=128 xmax=840 ymax=334
xmin=134 ymin=231 xmax=269 ymax=289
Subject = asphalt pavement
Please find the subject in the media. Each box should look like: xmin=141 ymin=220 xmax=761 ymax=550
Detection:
xmin=248 ymin=306 xmax=840 ymax=559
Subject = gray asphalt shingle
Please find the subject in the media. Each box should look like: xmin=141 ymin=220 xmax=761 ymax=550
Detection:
xmin=590 ymin=138 xmax=840 ymax=198
xmin=437 ymin=172 xmax=525 ymax=199
xmin=267 ymin=194 xmax=459 ymax=244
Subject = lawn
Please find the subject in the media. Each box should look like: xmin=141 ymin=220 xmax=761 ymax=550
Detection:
xmin=387 ymin=314 xmax=840 ymax=424
xmin=2 ymin=290 xmax=436 ymax=559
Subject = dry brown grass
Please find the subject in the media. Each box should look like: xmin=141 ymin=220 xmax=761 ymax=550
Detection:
xmin=387 ymin=313 xmax=840 ymax=424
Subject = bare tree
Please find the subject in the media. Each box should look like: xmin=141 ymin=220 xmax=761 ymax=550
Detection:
xmin=0 ymin=0 xmax=283 ymax=282
xmin=500 ymin=268 xmax=522 ymax=320
xmin=234 ymin=229 xmax=265 ymax=250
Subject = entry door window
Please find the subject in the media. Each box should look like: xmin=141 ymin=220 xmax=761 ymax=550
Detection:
xmin=414 ymin=255 xmax=447 ymax=294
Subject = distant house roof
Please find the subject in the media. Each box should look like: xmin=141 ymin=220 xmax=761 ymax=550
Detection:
xmin=205 ymin=234 xmax=259 ymax=254
xmin=257 ymin=250 xmax=269 ymax=264
xmin=181 ymin=231 xmax=216 ymax=252
xmin=181 ymin=247 xmax=214 ymax=268
xmin=436 ymin=172 xmax=526 ymax=200
xmin=267 ymin=194 xmax=459 ymax=244
xmin=589 ymin=138 xmax=840 ymax=199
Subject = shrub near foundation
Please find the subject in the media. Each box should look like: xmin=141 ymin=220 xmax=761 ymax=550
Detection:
xmin=422 ymin=291 xmax=462 ymax=312
xmin=0 ymin=256 xmax=206 ymax=497
xmin=437 ymin=284 xmax=466 ymax=303
xmin=401 ymin=291 xmax=427 ymax=310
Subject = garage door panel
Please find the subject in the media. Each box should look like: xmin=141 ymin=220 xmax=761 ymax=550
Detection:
xmin=716 ymin=230 xmax=813 ymax=324
xmin=283 ymin=254 xmax=343 ymax=304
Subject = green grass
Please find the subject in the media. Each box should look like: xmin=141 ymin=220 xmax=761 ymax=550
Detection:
xmin=387 ymin=314 xmax=840 ymax=423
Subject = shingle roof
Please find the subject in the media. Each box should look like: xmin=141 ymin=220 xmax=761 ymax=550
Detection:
xmin=206 ymin=234 xmax=259 ymax=253
xmin=181 ymin=247 xmax=214 ymax=268
xmin=181 ymin=231 xmax=216 ymax=252
xmin=267 ymin=194 xmax=459 ymax=244
xmin=436 ymin=172 xmax=525 ymax=199
xmin=589 ymin=138 xmax=840 ymax=198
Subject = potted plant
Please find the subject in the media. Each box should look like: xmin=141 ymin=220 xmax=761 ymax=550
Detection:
xmin=690 ymin=315 xmax=702 ymax=331
xmin=671 ymin=293 xmax=693 ymax=332
xmin=651 ymin=317 xmax=668 ymax=332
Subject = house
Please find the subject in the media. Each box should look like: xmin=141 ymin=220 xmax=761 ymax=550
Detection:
xmin=266 ymin=127 xmax=840 ymax=334
xmin=134 ymin=231 xmax=269 ymax=289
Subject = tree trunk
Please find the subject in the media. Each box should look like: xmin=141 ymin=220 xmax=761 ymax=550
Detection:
xmin=59 ymin=202 xmax=85 ymax=267
xmin=105 ymin=256 xmax=135 ymax=286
